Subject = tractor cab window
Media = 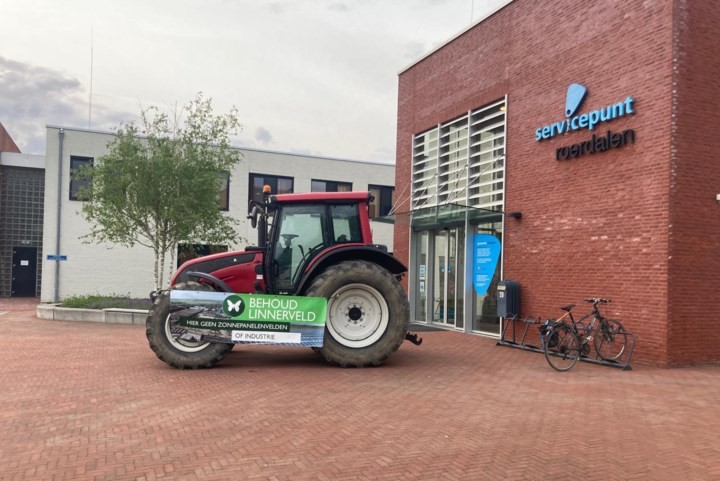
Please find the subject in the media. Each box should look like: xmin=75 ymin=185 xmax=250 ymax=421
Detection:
xmin=273 ymin=204 xmax=327 ymax=290
xmin=330 ymin=204 xmax=362 ymax=244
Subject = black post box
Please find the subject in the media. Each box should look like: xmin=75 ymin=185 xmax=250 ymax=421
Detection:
xmin=496 ymin=279 xmax=520 ymax=318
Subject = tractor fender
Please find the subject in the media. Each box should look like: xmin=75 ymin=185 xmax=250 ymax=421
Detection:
xmin=296 ymin=245 xmax=407 ymax=295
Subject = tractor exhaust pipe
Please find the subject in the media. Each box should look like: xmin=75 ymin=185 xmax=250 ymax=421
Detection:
xmin=258 ymin=216 xmax=267 ymax=248
xmin=258 ymin=184 xmax=272 ymax=248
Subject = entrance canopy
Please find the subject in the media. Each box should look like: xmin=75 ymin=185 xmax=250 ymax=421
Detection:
xmin=373 ymin=203 xmax=503 ymax=231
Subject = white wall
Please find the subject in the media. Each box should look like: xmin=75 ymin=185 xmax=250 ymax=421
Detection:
xmin=0 ymin=152 xmax=44 ymax=168
xmin=41 ymin=127 xmax=395 ymax=302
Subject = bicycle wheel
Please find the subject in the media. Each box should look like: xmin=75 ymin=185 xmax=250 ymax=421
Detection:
xmin=544 ymin=325 xmax=581 ymax=371
xmin=594 ymin=319 xmax=626 ymax=361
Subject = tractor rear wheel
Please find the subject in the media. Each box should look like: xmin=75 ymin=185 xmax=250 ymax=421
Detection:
xmin=306 ymin=260 xmax=408 ymax=367
xmin=146 ymin=281 xmax=233 ymax=369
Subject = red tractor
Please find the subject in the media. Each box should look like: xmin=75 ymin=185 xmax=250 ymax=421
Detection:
xmin=146 ymin=188 xmax=418 ymax=369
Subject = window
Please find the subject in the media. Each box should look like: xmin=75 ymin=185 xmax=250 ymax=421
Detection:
xmin=177 ymin=244 xmax=228 ymax=268
xmin=311 ymin=179 xmax=352 ymax=192
xmin=218 ymin=172 xmax=230 ymax=211
xmin=331 ymin=204 xmax=362 ymax=243
xmin=272 ymin=204 xmax=327 ymax=290
xmin=411 ymin=98 xmax=506 ymax=211
xmin=69 ymin=156 xmax=93 ymax=201
xmin=368 ymin=185 xmax=395 ymax=218
xmin=249 ymin=173 xmax=293 ymax=207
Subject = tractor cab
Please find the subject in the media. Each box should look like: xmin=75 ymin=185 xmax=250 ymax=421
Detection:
xmin=248 ymin=188 xmax=403 ymax=296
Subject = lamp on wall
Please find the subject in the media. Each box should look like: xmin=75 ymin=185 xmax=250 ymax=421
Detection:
xmin=716 ymin=194 xmax=720 ymax=205
xmin=508 ymin=211 xmax=522 ymax=220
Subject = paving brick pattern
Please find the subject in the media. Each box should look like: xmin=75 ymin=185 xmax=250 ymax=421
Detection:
xmin=1 ymin=304 xmax=720 ymax=480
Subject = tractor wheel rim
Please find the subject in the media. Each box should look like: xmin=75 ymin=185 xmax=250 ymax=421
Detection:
xmin=327 ymin=283 xmax=389 ymax=348
xmin=164 ymin=315 xmax=211 ymax=353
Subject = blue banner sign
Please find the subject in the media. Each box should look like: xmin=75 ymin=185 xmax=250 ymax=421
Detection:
xmin=46 ymin=255 xmax=68 ymax=261
xmin=472 ymin=235 xmax=501 ymax=296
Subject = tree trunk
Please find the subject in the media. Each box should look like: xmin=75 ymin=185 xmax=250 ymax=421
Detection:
xmin=153 ymin=247 xmax=160 ymax=292
xmin=158 ymin=239 xmax=167 ymax=289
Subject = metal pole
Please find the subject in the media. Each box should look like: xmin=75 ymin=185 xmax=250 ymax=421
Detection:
xmin=54 ymin=129 xmax=64 ymax=303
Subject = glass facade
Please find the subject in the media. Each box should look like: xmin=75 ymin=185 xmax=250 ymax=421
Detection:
xmin=0 ymin=166 xmax=45 ymax=297
xmin=412 ymin=99 xmax=505 ymax=211
xmin=471 ymin=222 xmax=503 ymax=333
xmin=409 ymin=98 xmax=506 ymax=335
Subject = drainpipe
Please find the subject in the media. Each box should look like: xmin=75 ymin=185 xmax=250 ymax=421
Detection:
xmin=53 ymin=129 xmax=64 ymax=303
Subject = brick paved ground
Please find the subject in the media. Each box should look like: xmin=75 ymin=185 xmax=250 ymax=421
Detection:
xmin=1 ymin=300 xmax=720 ymax=480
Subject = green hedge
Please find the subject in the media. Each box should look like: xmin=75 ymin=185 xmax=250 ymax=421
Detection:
xmin=60 ymin=294 xmax=151 ymax=310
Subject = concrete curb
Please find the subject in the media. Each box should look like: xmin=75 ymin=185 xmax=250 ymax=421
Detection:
xmin=36 ymin=304 xmax=147 ymax=325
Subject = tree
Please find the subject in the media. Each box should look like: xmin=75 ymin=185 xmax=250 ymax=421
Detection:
xmin=78 ymin=93 xmax=243 ymax=290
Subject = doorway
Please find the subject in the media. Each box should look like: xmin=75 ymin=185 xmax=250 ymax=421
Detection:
xmin=413 ymin=227 xmax=464 ymax=328
xmin=11 ymin=247 xmax=38 ymax=297
xmin=412 ymin=221 xmax=501 ymax=334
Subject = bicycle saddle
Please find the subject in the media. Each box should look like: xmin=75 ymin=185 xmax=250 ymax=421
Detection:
xmin=560 ymin=304 xmax=575 ymax=312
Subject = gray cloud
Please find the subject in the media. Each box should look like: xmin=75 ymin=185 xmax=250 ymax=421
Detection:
xmin=0 ymin=56 xmax=133 ymax=154
xmin=0 ymin=1 xmax=510 ymax=163
xmin=266 ymin=2 xmax=292 ymax=15
xmin=328 ymin=2 xmax=350 ymax=12
xmin=255 ymin=126 xmax=273 ymax=145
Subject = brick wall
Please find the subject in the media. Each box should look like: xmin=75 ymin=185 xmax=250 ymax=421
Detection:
xmin=396 ymin=0 xmax=677 ymax=365
xmin=0 ymin=123 xmax=21 ymax=154
xmin=666 ymin=0 xmax=720 ymax=365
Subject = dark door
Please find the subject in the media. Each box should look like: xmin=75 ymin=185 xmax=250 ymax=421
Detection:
xmin=11 ymin=247 xmax=37 ymax=297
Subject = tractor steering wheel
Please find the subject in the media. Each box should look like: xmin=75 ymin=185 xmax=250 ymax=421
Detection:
xmin=281 ymin=234 xmax=299 ymax=248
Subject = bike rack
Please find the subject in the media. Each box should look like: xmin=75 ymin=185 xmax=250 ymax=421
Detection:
xmin=496 ymin=315 xmax=638 ymax=371
xmin=496 ymin=314 xmax=544 ymax=352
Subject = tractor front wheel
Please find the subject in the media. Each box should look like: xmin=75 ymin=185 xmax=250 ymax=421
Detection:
xmin=146 ymin=281 xmax=233 ymax=369
xmin=306 ymin=260 xmax=408 ymax=367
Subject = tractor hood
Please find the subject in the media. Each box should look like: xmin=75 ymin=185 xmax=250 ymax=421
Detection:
xmin=171 ymin=248 xmax=264 ymax=293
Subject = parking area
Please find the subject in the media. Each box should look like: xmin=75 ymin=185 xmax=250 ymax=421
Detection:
xmin=1 ymin=301 xmax=720 ymax=480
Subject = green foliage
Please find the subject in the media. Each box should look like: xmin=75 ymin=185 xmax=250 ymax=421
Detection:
xmin=78 ymin=93 xmax=243 ymax=289
xmin=61 ymin=294 xmax=151 ymax=310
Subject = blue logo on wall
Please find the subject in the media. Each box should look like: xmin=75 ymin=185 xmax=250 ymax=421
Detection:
xmin=535 ymin=83 xmax=635 ymax=142
xmin=472 ymin=234 xmax=501 ymax=296
xmin=565 ymin=83 xmax=588 ymax=117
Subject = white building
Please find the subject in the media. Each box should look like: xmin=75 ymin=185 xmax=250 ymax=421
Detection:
xmin=40 ymin=126 xmax=395 ymax=302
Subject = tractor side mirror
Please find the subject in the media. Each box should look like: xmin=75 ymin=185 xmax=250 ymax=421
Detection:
xmin=248 ymin=205 xmax=260 ymax=229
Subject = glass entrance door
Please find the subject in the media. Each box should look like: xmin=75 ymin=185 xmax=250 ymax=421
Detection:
xmin=422 ymin=227 xmax=464 ymax=328
xmin=432 ymin=229 xmax=447 ymax=324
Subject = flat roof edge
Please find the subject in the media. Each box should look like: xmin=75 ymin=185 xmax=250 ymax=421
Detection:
xmin=45 ymin=125 xmax=395 ymax=167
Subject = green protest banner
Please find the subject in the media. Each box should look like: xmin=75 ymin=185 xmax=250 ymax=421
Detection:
xmin=169 ymin=291 xmax=327 ymax=347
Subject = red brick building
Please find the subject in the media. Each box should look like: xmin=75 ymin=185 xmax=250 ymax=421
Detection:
xmin=393 ymin=0 xmax=720 ymax=367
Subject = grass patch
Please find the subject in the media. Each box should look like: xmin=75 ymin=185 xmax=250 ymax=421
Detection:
xmin=60 ymin=294 xmax=152 ymax=310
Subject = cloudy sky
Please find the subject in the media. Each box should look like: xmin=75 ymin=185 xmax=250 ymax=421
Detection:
xmin=1 ymin=0 xmax=511 ymax=162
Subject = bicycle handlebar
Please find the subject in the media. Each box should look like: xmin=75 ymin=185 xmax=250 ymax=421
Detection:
xmin=584 ymin=298 xmax=611 ymax=304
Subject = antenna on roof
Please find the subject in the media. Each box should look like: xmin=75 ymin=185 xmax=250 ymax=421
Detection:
xmin=89 ymin=24 xmax=94 ymax=129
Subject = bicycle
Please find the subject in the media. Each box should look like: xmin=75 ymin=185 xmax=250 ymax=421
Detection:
xmin=541 ymin=298 xmax=626 ymax=371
